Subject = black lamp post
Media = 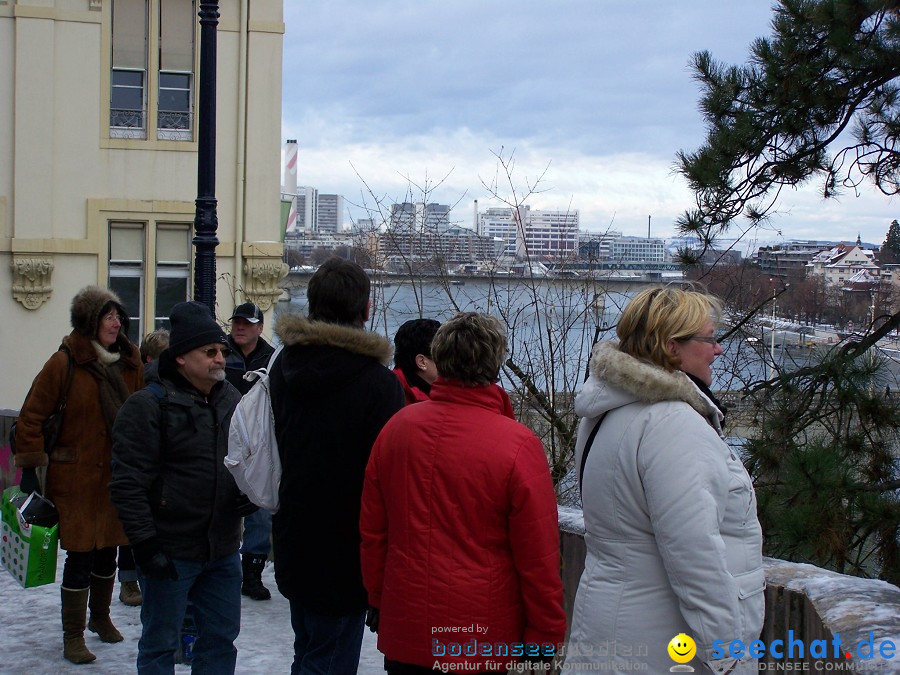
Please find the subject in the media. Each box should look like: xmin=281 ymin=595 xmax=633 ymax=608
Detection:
xmin=193 ymin=0 xmax=219 ymax=313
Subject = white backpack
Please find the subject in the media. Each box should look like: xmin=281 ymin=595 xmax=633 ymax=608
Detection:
xmin=225 ymin=345 xmax=283 ymax=513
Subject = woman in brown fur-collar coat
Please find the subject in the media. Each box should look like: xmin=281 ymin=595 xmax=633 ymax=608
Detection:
xmin=15 ymin=285 xmax=143 ymax=664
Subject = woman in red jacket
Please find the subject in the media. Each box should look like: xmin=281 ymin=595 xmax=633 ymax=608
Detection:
xmin=361 ymin=312 xmax=566 ymax=674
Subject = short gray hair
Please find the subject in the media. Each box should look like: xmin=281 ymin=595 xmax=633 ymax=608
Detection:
xmin=431 ymin=313 xmax=507 ymax=386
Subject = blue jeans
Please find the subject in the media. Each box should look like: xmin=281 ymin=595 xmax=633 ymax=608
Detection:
xmin=288 ymin=600 xmax=365 ymax=675
xmin=118 ymin=545 xmax=138 ymax=583
xmin=240 ymin=508 xmax=272 ymax=556
xmin=136 ymin=551 xmax=241 ymax=675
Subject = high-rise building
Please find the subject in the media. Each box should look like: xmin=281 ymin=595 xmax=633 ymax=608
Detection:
xmin=287 ymin=188 xmax=345 ymax=234
xmin=476 ymin=205 xmax=579 ymax=260
xmin=389 ymin=202 xmax=451 ymax=234
xmin=578 ymin=231 xmax=622 ymax=259
xmin=476 ymin=207 xmax=522 ymax=259
xmin=523 ymin=208 xmax=579 ymax=259
xmin=292 ymin=186 xmax=318 ymax=233
xmin=423 ymin=203 xmax=451 ymax=233
xmin=608 ymin=236 xmax=665 ymax=263
xmin=389 ymin=202 xmax=417 ymax=232
xmin=317 ymin=194 xmax=344 ymax=233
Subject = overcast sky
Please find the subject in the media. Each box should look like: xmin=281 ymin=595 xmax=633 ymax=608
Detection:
xmin=281 ymin=1 xmax=897 ymax=247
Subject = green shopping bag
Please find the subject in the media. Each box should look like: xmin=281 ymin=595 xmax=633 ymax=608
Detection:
xmin=1 ymin=486 xmax=59 ymax=588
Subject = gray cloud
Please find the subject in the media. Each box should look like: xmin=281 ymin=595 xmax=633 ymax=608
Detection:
xmin=282 ymin=1 xmax=897 ymax=242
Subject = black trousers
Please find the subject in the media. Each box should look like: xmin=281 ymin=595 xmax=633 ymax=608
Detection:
xmin=61 ymin=546 xmax=117 ymax=589
xmin=118 ymin=545 xmax=136 ymax=572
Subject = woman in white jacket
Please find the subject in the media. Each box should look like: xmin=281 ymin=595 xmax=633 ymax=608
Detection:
xmin=564 ymin=287 xmax=764 ymax=674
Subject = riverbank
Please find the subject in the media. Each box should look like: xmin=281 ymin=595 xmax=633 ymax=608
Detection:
xmin=283 ymin=269 xmax=686 ymax=295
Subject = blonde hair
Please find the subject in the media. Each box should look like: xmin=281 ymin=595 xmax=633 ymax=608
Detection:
xmin=140 ymin=328 xmax=170 ymax=363
xmin=617 ymin=286 xmax=721 ymax=371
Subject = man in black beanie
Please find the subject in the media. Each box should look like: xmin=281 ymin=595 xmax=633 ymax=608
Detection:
xmin=110 ymin=301 xmax=256 ymax=674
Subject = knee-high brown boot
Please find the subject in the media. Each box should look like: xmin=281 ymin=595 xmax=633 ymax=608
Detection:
xmin=61 ymin=587 xmax=97 ymax=664
xmin=87 ymin=573 xmax=124 ymax=643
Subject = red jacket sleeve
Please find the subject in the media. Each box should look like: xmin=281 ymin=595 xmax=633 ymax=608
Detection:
xmin=507 ymin=435 xmax=567 ymax=647
xmin=360 ymin=433 xmax=389 ymax=609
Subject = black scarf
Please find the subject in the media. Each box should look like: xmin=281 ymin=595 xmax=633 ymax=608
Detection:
xmin=685 ymin=372 xmax=727 ymax=421
xmin=404 ymin=369 xmax=432 ymax=397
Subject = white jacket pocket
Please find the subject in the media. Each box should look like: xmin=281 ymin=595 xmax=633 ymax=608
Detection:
xmin=733 ymin=566 xmax=766 ymax=641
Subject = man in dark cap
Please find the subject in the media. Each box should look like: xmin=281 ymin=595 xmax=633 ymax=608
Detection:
xmin=110 ymin=301 xmax=256 ymax=674
xmin=224 ymin=301 xmax=276 ymax=601
xmin=225 ymin=302 xmax=274 ymax=395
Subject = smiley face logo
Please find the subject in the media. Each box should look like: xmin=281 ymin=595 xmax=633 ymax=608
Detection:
xmin=667 ymin=633 xmax=696 ymax=663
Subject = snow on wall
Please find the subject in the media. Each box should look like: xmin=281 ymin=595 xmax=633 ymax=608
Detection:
xmin=560 ymin=506 xmax=900 ymax=671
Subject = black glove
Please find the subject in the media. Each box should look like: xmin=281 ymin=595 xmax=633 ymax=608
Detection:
xmin=235 ymin=493 xmax=259 ymax=517
xmin=365 ymin=606 xmax=379 ymax=633
xmin=132 ymin=538 xmax=178 ymax=581
xmin=19 ymin=467 xmax=39 ymax=495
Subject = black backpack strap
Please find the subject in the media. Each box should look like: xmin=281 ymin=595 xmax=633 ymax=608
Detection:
xmin=145 ymin=382 xmax=168 ymax=449
xmin=578 ymin=411 xmax=609 ymax=495
xmin=55 ymin=346 xmax=75 ymax=419
xmin=9 ymin=346 xmax=74 ymax=455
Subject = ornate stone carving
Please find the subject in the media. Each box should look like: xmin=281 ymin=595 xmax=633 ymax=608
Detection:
xmin=243 ymin=259 xmax=288 ymax=311
xmin=11 ymin=255 xmax=55 ymax=310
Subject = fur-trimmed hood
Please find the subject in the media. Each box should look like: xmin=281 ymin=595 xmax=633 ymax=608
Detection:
xmin=575 ymin=340 xmax=721 ymax=428
xmin=274 ymin=313 xmax=393 ymax=365
xmin=71 ymin=285 xmax=126 ymax=338
xmin=69 ymin=285 xmax=135 ymax=356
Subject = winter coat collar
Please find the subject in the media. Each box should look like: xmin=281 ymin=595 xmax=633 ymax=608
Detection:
xmin=393 ymin=367 xmax=431 ymax=404
xmin=274 ymin=313 xmax=392 ymax=366
xmin=226 ymin=333 xmax=273 ymax=364
xmin=92 ymin=340 xmax=121 ymax=365
xmin=62 ymin=330 xmax=140 ymax=369
xmin=429 ymin=378 xmax=512 ymax=415
xmin=577 ymin=341 xmax=722 ymax=427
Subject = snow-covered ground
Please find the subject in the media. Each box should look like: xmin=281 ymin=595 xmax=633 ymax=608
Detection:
xmin=0 ymin=555 xmax=385 ymax=674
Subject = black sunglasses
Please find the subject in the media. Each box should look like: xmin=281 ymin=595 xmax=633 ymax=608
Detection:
xmin=198 ymin=346 xmax=233 ymax=358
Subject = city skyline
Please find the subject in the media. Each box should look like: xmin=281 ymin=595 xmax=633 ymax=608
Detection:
xmin=281 ymin=1 xmax=896 ymax=249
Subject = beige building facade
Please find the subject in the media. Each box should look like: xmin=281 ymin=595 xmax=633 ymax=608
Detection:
xmin=807 ymin=242 xmax=880 ymax=287
xmin=0 ymin=0 xmax=286 ymax=409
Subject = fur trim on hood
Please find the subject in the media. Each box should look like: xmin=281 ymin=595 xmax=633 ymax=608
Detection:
xmin=579 ymin=341 xmax=717 ymax=421
xmin=274 ymin=313 xmax=393 ymax=366
xmin=71 ymin=285 xmax=125 ymax=338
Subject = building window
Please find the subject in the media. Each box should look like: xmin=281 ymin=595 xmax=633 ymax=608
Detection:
xmin=157 ymin=0 xmax=195 ymax=140
xmin=109 ymin=223 xmax=146 ymax=342
xmin=108 ymin=221 xmax=192 ymax=341
xmin=109 ymin=0 xmax=196 ymax=142
xmin=154 ymin=224 xmax=192 ymax=329
xmin=158 ymin=72 xmax=192 ymax=135
xmin=110 ymin=0 xmax=148 ymax=138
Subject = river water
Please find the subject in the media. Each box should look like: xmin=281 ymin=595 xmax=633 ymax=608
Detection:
xmin=275 ymin=277 xmax=900 ymax=392
xmin=277 ymin=277 xmax=629 ymax=392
